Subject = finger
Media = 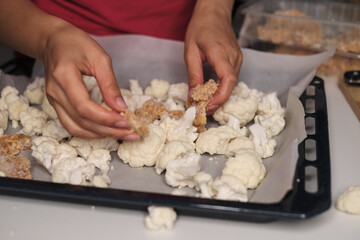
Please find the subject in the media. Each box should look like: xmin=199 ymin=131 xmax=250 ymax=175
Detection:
xmin=206 ymin=48 xmax=238 ymax=113
xmin=51 ymin=65 xmax=130 ymax=128
xmin=47 ymin=80 xmax=136 ymax=138
xmin=184 ymin=42 xmax=205 ymax=101
xmin=48 ymin=98 xmax=103 ymax=139
xmin=49 ymin=93 xmax=138 ymax=139
xmin=91 ymin=53 xmax=128 ymax=112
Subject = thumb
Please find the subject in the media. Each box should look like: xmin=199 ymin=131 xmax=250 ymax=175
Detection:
xmin=93 ymin=55 xmax=127 ymax=112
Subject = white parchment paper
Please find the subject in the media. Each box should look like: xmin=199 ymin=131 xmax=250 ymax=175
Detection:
xmin=8 ymin=34 xmax=334 ymax=203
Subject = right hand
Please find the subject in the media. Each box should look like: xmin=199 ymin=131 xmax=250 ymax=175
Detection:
xmin=42 ymin=24 xmax=138 ymax=140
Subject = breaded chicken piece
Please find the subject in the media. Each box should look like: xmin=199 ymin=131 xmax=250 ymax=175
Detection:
xmin=0 ymin=134 xmax=33 ymax=155
xmin=0 ymin=155 xmax=32 ymax=180
xmin=187 ymin=79 xmax=218 ymax=132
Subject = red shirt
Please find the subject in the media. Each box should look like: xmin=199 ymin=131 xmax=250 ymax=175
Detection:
xmin=32 ymin=0 xmax=196 ymax=41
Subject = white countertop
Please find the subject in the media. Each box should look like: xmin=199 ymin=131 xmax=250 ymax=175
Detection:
xmin=0 ymin=75 xmax=359 ymax=240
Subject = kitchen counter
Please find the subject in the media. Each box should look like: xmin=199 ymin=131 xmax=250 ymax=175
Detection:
xmin=0 ymin=75 xmax=359 ymax=240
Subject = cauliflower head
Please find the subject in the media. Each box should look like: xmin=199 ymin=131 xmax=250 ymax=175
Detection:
xmin=213 ymin=94 xmax=258 ymax=126
xmin=145 ymin=206 xmax=177 ymax=231
xmin=249 ymin=123 xmax=277 ymax=158
xmin=20 ymin=107 xmax=48 ymax=135
xmin=41 ymin=119 xmax=70 ymax=141
xmin=23 ymin=77 xmax=45 ymax=105
xmin=165 ymin=152 xmax=201 ymax=188
xmin=168 ymin=82 xmax=188 ymax=103
xmin=226 ymin=136 xmax=255 ymax=157
xmin=87 ymin=149 xmax=111 ymax=174
xmin=254 ymin=113 xmax=285 ymax=137
xmin=0 ymin=111 xmax=9 ymax=135
xmin=117 ymin=124 xmax=166 ymax=168
xmin=336 ymin=185 xmax=360 ymax=215
xmin=68 ymin=137 xmax=92 ymax=159
xmin=159 ymin=107 xmax=198 ymax=144
xmin=257 ymin=92 xmax=285 ymax=116
xmin=195 ymin=126 xmax=238 ymax=155
xmin=144 ymin=79 xmax=170 ymax=101
xmin=155 ymin=140 xmax=194 ymax=175
xmin=213 ymin=174 xmax=248 ymax=202
xmin=222 ymin=149 xmax=266 ymax=189
xmin=194 ymin=171 xmax=215 ymax=198
xmin=31 ymin=136 xmax=60 ymax=171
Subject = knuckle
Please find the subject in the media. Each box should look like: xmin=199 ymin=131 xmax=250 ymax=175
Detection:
xmin=73 ymin=102 xmax=88 ymax=116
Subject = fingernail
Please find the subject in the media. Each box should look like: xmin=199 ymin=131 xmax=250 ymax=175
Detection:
xmin=115 ymin=121 xmax=129 ymax=128
xmin=123 ymin=134 xmax=139 ymax=141
xmin=116 ymin=98 xmax=128 ymax=110
xmin=207 ymin=104 xmax=219 ymax=111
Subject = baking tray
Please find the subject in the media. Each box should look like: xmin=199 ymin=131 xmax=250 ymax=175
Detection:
xmin=0 ymin=77 xmax=331 ymax=222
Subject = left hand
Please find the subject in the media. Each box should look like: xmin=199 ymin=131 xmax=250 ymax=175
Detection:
xmin=184 ymin=0 xmax=242 ymax=114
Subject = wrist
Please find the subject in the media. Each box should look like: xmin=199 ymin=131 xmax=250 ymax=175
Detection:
xmin=193 ymin=0 xmax=234 ymax=21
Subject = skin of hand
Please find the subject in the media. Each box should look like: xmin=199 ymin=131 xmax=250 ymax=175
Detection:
xmin=43 ymin=25 xmax=138 ymax=140
xmin=0 ymin=0 xmax=138 ymax=140
xmin=185 ymin=0 xmax=242 ymax=114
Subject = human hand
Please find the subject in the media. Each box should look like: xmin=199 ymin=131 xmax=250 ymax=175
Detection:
xmin=42 ymin=24 xmax=138 ymax=140
xmin=184 ymin=0 xmax=242 ymax=114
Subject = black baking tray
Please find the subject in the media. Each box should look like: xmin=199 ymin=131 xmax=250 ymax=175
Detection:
xmin=0 ymin=77 xmax=331 ymax=222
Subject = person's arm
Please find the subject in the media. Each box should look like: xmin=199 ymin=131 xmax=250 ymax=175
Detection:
xmin=185 ymin=0 xmax=242 ymax=114
xmin=0 ymin=0 xmax=137 ymax=140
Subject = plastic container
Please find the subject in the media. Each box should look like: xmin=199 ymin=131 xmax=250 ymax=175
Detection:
xmin=238 ymin=0 xmax=360 ymax=58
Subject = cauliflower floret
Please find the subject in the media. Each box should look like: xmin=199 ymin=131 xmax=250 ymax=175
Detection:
xmin=31 ymin=136 xmax=60 ymax=171
xmin=1 ymin=86 xmax=19 ymax=99
xmin=122 ymin=93 xmax=152 ymax=112
xmin=82 ymin=75 xmax=98 ymax=91
xmin=68 ymin=137 xmax=92 ymax=159
xmin=232 ymin=82 xmax=264 ymax=101
xmin=165 ymin=152 xmax=201 ymax=188
xmin=159 ymin=107 xmax=198 ymax=144
xmin=226 ymin=114 xmax=248 ymax=137
xmin=171 ymin=188 xmax=188 ymax=196
xmin=249 ymin=123 xmax=277 ymax=158
xmin=164 ymin=98 xmax=185 ymax=112
xmin=222 ymin=150 xmax=266 ymax=189
xmin=87 ymin=137 xmax=119 ymax=152
xmin=226 ymin=136 xmax=255 ymax=157
xmin=144 ymin=79 xmax=170 ymax=100
xmin=254 ymin=113 xmax=285 ymax=137
xmin=257 ymin=92 xmax=285 ymax=116
xmin=87 ymin=149 xmax=111 ymax=174
xmin=129 ymin=79 xmax=144 ymax=95
xmin=41 ymin=119 xmax=70 ymax=141
xmin=155 ymin=140 xmax=194 ymax=175
xmin=213 ymin=174 xmax=248 ymax=202
xmin=51 ymin=143 xmax=78 ymax=172
xmin=168 ymin=82 xmax=188 ymax=103
xmin=194 ymin=171 xmax=215 ymax=198
xmin=117 ymin=124 xmax=166 ymax=168
xmin=336 ymin=186 xmax=360 ymax=215
xmin=42 ymin=97 xmax=57 ymax=120
xmin=145 ymin=206 xmax=177 ymax=231
xmin=91 ymin=175 xmax=109 ymax=188
xmin=213 ymin=94 xmax=258 ymax=126
xmin=0 ymin=111 xmax=8 ymax=135
xmin=0 ymin=98 xmax=7 ymax=111
xmin=19 ymin=107 xmax=48 ymax=135
xmin=52 ymin=157 xmax=96 ymax=185
xmin=23 ymin=77 xmax=45 ymax=105
xmin=195 ymin=126 xmax=238 ymax=155
xmin=6 ymin=92 xmax=29 ymax=128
